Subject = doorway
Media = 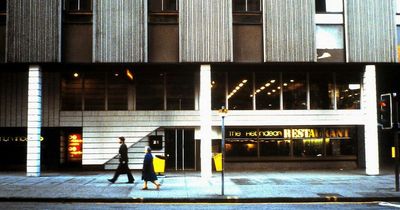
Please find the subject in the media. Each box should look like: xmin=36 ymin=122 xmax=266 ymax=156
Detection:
xmin=165 ymin=128 xmax=195 ymax=170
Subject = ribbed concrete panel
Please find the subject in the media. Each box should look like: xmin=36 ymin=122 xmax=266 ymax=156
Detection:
xmin=7 ymin=0 xmax=61 ymax=63
xmin=264 ymin=0 xmax=315 ymax=62
xmin=180 ymin=0 xmax=232 ymax=62
xmin=94 ymin=0 xmax=147 ymax=62
xmin=347 ymin=0 xmax=397 ymax=62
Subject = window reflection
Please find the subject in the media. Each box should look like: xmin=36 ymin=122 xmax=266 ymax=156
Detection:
xmin=107 ymin=72 xmax=128 ymax=110
xmin=211 ymin=72 xmax=226 ymax=110
xmin=84 ymin=72 xmax=105 ymax=110
xmin=283 ymin=72 xmax=307 ymax=110
xmin=293 ymin=138 xmax=324 ymax=157
xmin=259 ymin=139 xmax=290 ymax=156
xmin=136 ymin=71 xmax=165 ymax=110
xmin=255 ymin=72 xmax=280 ymax=110
xmin=226 ymin=139 xmax=258 ymax=157
xmin=228 ymin=72 xmax=253 ymax=110
xmin=310 ymin=73 xmax=335 ymax=109
xmin=166 ymin=72 xmax=194 ymax=110
xmin=336 ymin=72 xmax=361 ymax=109
xmin=61 ymin=72 xmax=83 ymax=110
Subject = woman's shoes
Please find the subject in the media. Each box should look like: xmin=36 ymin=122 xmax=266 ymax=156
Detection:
xmin=141 ymin=187 xmax=148 ymax=190
xmin=156 ymin=183 xmax=161 ymax=190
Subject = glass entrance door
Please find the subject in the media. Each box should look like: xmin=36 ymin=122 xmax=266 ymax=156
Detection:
xmin=165 ymin=129 xmax=195 ymax=170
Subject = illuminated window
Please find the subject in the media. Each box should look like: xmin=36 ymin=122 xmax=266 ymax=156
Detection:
xmin=226 ymin=139 xmax=258 ymax=157
xmin=336 ymin=72 xmax=361 ymax=109
xmin=228 ymin=72 xmax=253 ymax=110
xmin=315 ymin=0 xmax=343 ymax=13
xmin=211 ymin=71 xmax=227 ymax=110
xmin=282 ymin=72 xmax=307 ymax=110
xmin=310 ymin=72 xmax=335 ymax=109
xmin=255 ymin=72 xmax=280 ymax=110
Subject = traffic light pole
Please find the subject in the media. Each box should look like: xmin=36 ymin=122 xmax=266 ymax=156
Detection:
xmin=394 ymin=95 xmax=399 ymax=192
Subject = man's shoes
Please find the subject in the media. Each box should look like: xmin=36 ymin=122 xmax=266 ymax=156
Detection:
xmin=127 ymin=181 xmax=134 ymax=184
xmin=107 ymin=179 xmax=115 ymax=183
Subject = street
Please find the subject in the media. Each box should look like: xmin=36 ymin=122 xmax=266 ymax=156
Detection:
xmin=1 ymin=202 xmax=400 ymax=210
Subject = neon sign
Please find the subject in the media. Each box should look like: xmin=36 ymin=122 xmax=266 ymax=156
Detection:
xmin=68 ymin=134 xmax=83 ymax=161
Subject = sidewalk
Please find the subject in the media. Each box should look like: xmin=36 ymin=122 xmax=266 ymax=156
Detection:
xmin=0 ymin=169 xmax=399 ymax=203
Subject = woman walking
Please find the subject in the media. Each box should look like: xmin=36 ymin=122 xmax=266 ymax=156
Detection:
xmin=142 ymin=146 xmax=161 ymax=190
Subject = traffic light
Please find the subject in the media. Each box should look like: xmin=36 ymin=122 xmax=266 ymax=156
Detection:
xmin=379 ymin=93 xmax=393 ymax=129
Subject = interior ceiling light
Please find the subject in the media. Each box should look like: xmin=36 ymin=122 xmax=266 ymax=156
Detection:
xmin=73 ymin=72 xmax=79 ymax=78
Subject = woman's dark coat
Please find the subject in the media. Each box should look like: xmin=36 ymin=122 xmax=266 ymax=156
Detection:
xmin=141 ymin=153 xmax=158 ymax=181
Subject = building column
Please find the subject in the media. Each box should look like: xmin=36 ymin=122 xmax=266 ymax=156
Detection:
xmin=27 ymin=65 xmax=42 ymax=177
xmin=363 ymin=65 xmax=379 ymax=175
xmin=200 ymin=65 xmax=212 ymax=179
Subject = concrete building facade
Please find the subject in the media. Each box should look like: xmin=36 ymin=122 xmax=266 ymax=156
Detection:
xmin=0 ymin=0 xmax=399 ymax=177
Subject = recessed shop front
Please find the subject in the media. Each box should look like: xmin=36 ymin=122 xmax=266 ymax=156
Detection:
xmin=217 ymin=126 xmax=359 ymax=170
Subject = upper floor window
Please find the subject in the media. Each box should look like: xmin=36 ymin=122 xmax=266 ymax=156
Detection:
xmin=149 ymin=0 xmax=178 ymax=23
xmin=63 ymin=0 xmax=92 ymax=23
xmin=0 ymin=0 xmax=6 ymax=24
xmin=397 ymin=0 xmax=400 ymax=14
xmin=233 ymin=0 xmax=262 ymax=24
xmin=316 ymin=0 xmax=343 ymax=14
xmin=65 ymin=0 xmax=92 ymax=12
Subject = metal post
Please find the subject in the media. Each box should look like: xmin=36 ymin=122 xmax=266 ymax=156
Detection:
xmin=221 ymin=115 xmax=225 ymax=196
xmin=394 ymin=94 xmax=399 ymax=192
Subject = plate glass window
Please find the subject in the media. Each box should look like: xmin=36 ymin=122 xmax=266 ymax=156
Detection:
xmin=282 ymin=72 xmax=307 ymax=110
xmin=316 ymin=25 xmax=345 ymax=62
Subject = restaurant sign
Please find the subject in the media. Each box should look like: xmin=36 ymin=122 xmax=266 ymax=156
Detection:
xmin=226 ymin=128 xmax=351 ymax=139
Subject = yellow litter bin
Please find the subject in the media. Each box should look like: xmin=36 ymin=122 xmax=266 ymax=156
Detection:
xmin=213 ymin=153 xmax=222 ymax=172
xmin=153 ymin=155 xmax=166 ymax=176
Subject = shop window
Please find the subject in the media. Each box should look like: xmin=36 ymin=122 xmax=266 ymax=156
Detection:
xmin=84 ymin=72 xmax=105 ymax=110
xmin=136 ymin=71 xmax=165 ymax=110
xmin=316 ymin=25 xmax=345 ymax=62
xmin=336 ymin=72 xmax=361 ymax=109
xmin=315 ymin=0 xmax=343 ymax=13
xmin=228 ymin=72 xmax=253 ymax=110
xmin=166 ymin=71 xmax=195 ymax=110
xmin=61 ymin=72 xmax=83 ymax=111
xmin=107 ymin=72 xmax=128 ymax=110
xmin=63 ymin=0 xmax=92 ymax=23
xmin=211 ymin=71 xmax=227 ymax=110
xmin=293 ymin=138 xmax=324 ymax=157
xmin=148 ymin=0 xmax=179 ymax=62
xmin=310 ymin=72 xmax=335 ymax=109
xmin=255 ymin=72 xmax=280 ymax=110
xmin=282 ymin=72 xmax=307 ymax=110
xmin=259 ymin=139 xmax=290 ymax=156
xmin=226 ymin=139 xmax=258 ymax=157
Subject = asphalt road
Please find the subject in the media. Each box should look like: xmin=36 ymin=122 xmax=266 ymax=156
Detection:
xmin=1 ymin=202 xmax=400 ymax=210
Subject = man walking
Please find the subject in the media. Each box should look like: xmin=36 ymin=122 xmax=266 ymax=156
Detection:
xmin=108 ymin=137 xmax=134 ymax=184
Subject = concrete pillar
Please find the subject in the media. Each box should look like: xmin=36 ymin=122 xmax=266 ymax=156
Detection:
xmin=27 ymin=65 xmax=42 ymax=177
xmin=200 ymin=65 xmax=212 ymax=179
xmin=363 ymin=65 xmax=379 ymax=175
